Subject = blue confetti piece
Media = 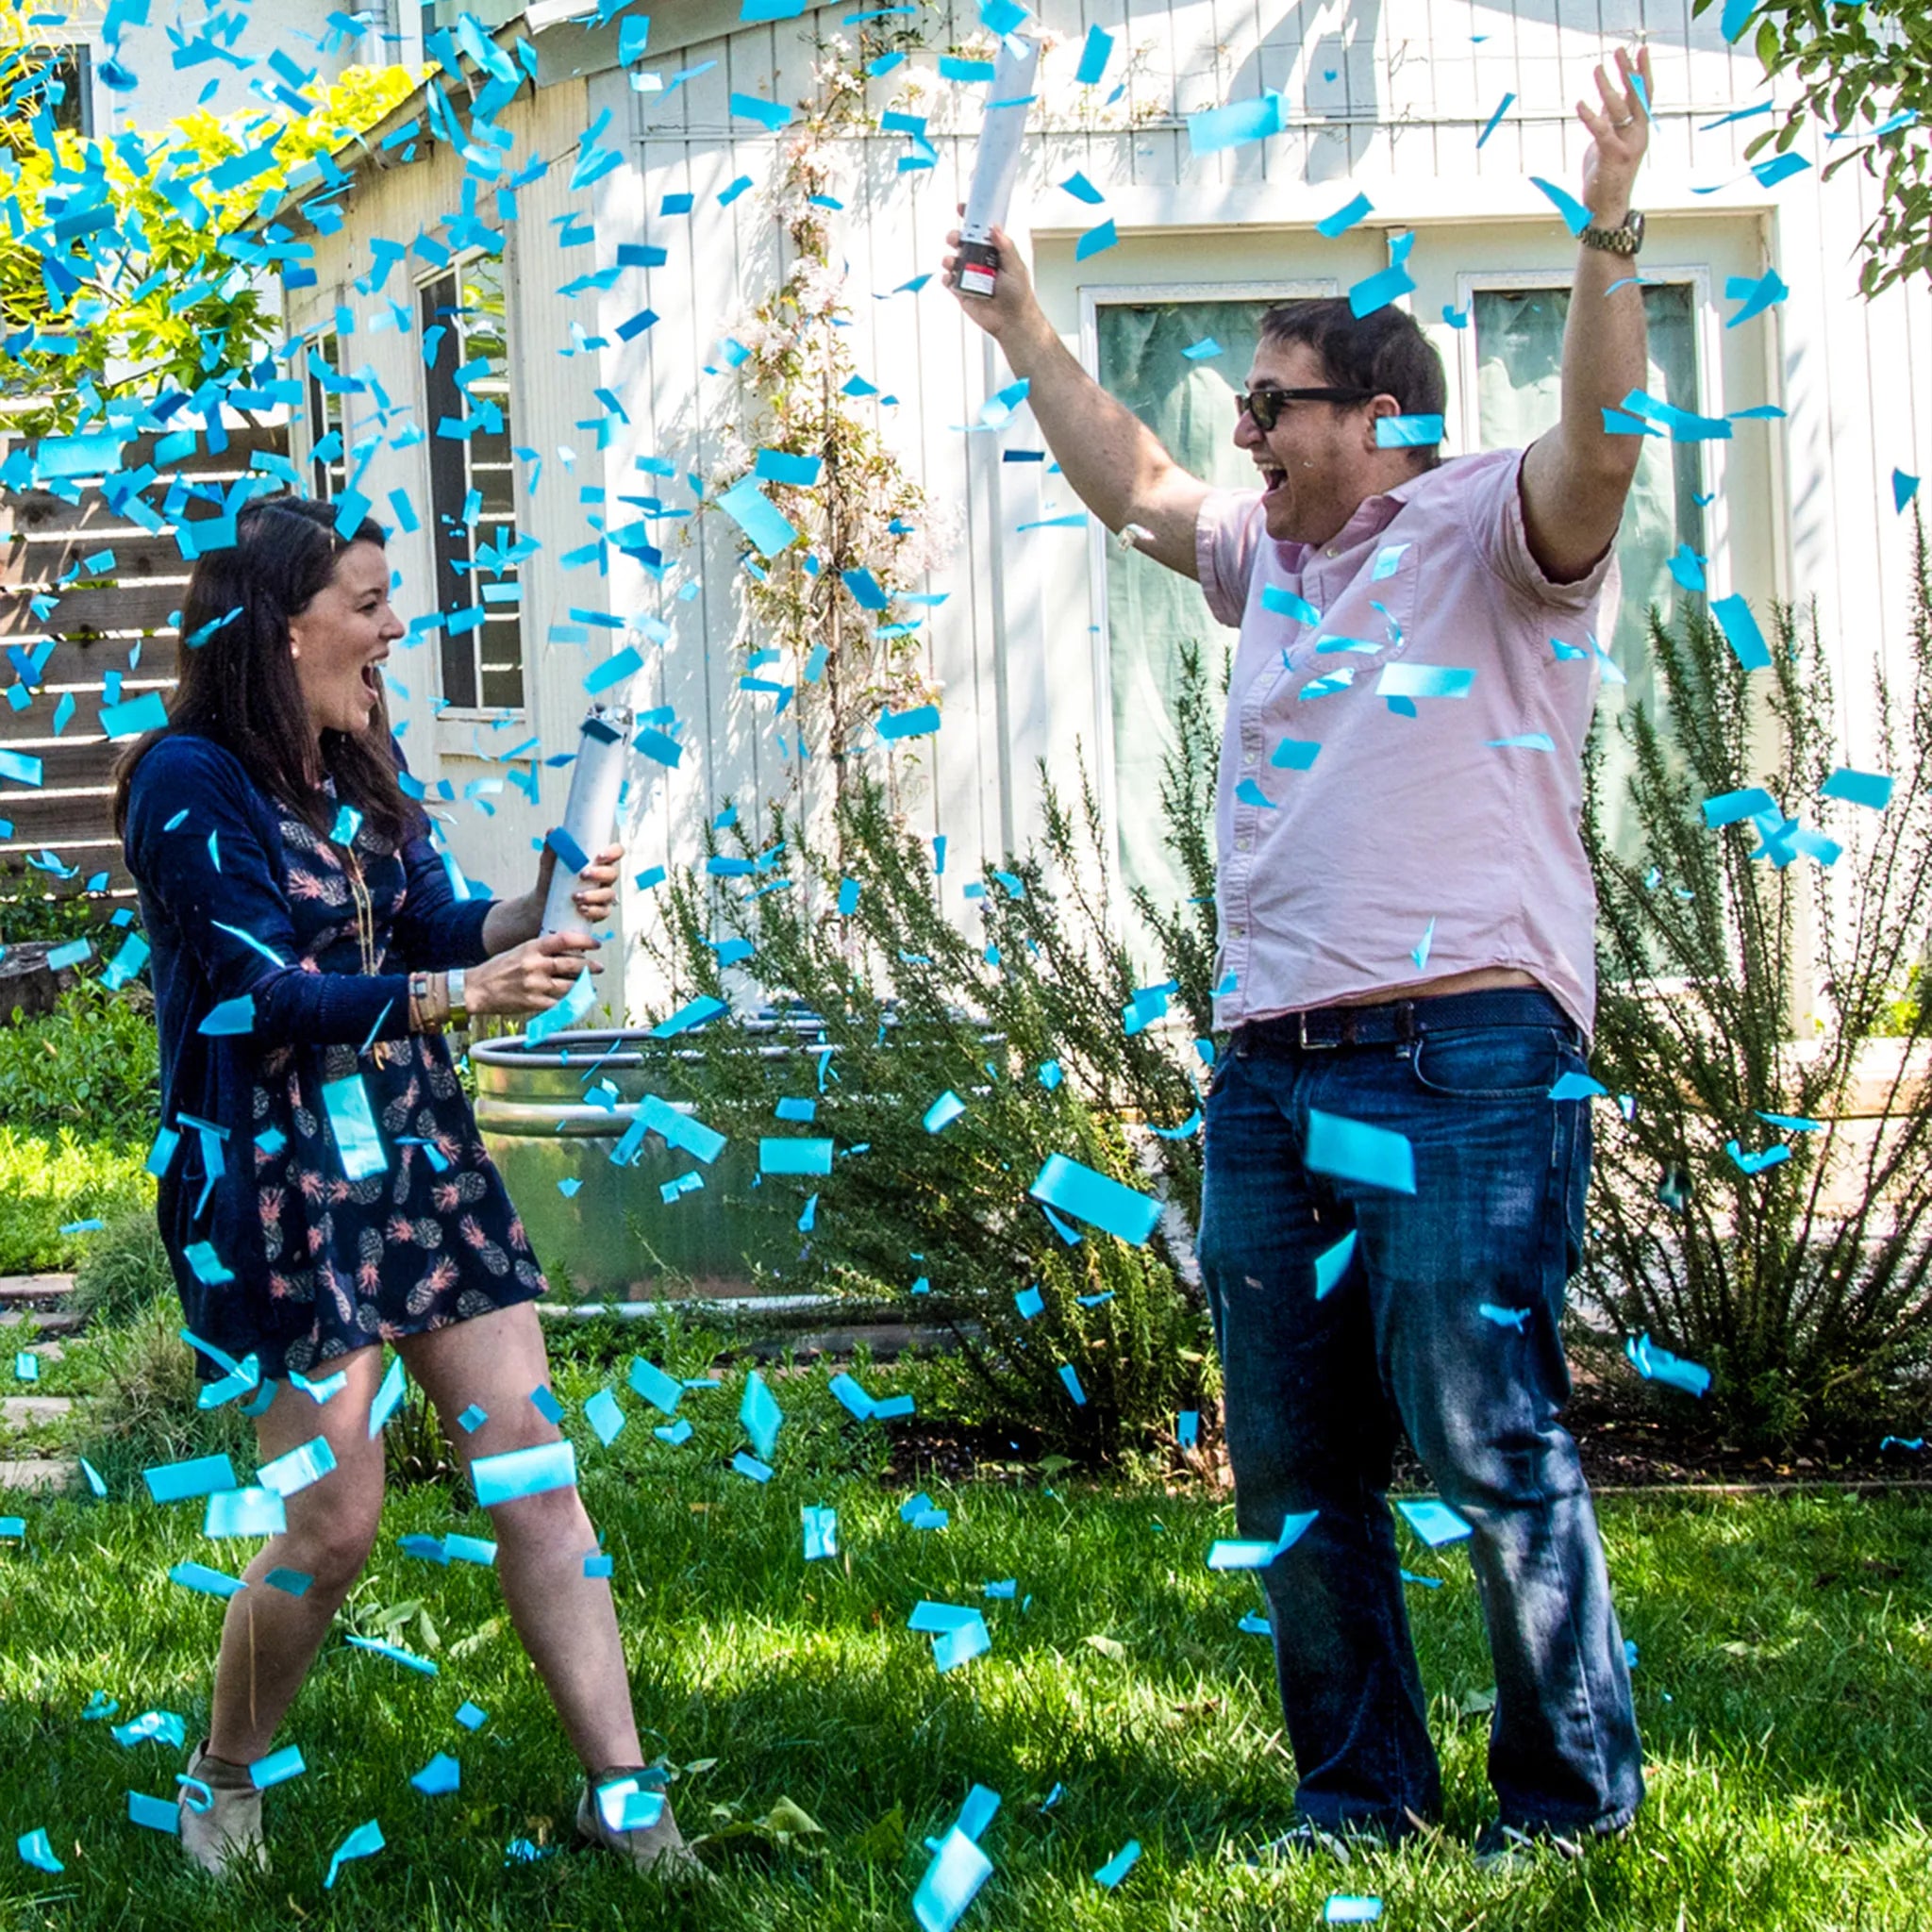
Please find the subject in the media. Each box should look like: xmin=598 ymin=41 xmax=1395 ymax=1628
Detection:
xmin=1028 ymin=1154 xmax=1161 ymax=1244
xmin=471 ymin=1440 xmax=577 ymax=1507
xmin=1395 ymin=1497 xmax=1472 ymax=1546
xmin=1093 ymin=1840 xmax=1141 ymax=1889
xmin=718 ymin=475 xmax=799 ymax=555
xmin=99 ymin=691 xmax=170 ymax=739
xmin=1074 ymin=217 xmax=1118 ymax=260
xmin=411 ymin=1753 xmax=461 ymax=1797
xmin=731 ymin=1451 xmax=774 ymax=1483
xmin=168 ymin=1561 xmax=246 ymax=1598
xmin=1314 ymin=1229 xmax=1357 ymax=1300
xmin=346 ymin=1635 xmax=439 ymax=1675
xmin=1710 ymin=593 xmax=1772 ymax=672
xmin=741 ymin=1371 xmax=783 ymax=1460
xmin=16 ymin=1827 xmax=62 ymax=1873
xmin=1059 ymin=1363 xmax=1088 ymax=1406
xmin=1187 ymin=92 xmax=1283 ymax=154
xmin=729 ymin=90 xmax=793 ymax=129
xmin=1376 ymin=662 xmax=1474 ymax=700
xmin=912 ymin=1827 xmax=993 ymax=1932
xmin=126 ymin=1790 xmax=180 ymax=1835
xmin=1315 ymin=192 xmax=1373 ymax=238
xmin=758 ymin=1137 xmax=833 ymax=1175
xmin=1234 ymin=777 xmax=1275 ymax=808
xmin=325 ymin=1818 xmax=385 ymax=1889
xmin=1530 ymin=175 xmax=1592 ymax=235
xmin=627 ymin=1357 xmax=683 ymax=1415
xmin=1074 ymin=23 xmax=1114 ymax=85
xmin=143 ymin=1453 xmax=237 ymax=1505
xmin=1548 ymin=1071 xmax=1609 ymax=1101
xmin=1347 ymin=260 xmax=1417 ymax=318
xmin=322 ymin=1074 xmax=387 ymax=1182
xmin=1261 ymin=585 xmax=1323 ymax=625
xmin=1478 ymin=1303 xmax=1531 ymax=1332
xmin=1375 ymin=414 xmax=1444 ymax=447
xmin=1625 ymin=1331 xmax=1712 ymax=1396
xmin=1821 ymin=767 xmax=1892 ymax=810
xmin=1306 ymin=1110 xmax=1416 ymax=1194
xmin=924 ymin=1090 xmax=967 ymax=1132
xmin=1475 ymin=92 xmax=1515 ymax=147
xmin=756 ymin=448 xmax=823 ymax=486
xmin=585 ymin=645 xmax=642 ymax=694
xmin=197 ymin=994 xmax=255 ymax=1036
xmin=801 ymin=1505 xmax=840 ymax=1561
xmin=651 ymin=995 xmax=727 ymax=1039
xmin=250 ymin=1744 xmax=307 ymax=1790
xmin=1894 ymin=469 xmax=1921 ymax=514
xmin=878 ymin=703 xmax=941 ymax=740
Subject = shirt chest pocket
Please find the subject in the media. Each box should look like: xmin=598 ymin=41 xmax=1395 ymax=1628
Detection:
xmin=1295 ymin=535 xmax=1423 ymax=697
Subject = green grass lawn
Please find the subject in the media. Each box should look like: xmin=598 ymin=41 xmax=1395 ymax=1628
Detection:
xmin=2 ymin=1346 xmax=1929 ymax=1930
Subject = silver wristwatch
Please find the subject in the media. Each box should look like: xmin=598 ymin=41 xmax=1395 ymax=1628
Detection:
xmin=446 ymin=968 xmax=468 ymax=1029
xmin=1580 ymin=210 xmax=1645 ymax=257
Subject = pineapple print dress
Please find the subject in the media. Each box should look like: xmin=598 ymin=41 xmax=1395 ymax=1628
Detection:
xmin=124 ymin=732 xmax=549 ymax=1384
xmin=250 ymin=802 xmax=549 ymax=1378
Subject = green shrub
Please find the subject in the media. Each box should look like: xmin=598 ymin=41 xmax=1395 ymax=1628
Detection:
xmin=1582 ymin=520 xmax=1932 ymax=1447
xmin=0 ymin=1126 xmax=156 ymax=1274
xmin=0 ymin=975 xmax=159 ymax=1140
xmin=70 ymin=1208 xmax=174 ymax=1327
xmin=638 ymin=758 xmax=1217 ymax=1465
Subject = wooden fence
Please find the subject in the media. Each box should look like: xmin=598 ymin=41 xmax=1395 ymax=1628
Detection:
xmin=0 ymin=423 xmax=289 ymax=901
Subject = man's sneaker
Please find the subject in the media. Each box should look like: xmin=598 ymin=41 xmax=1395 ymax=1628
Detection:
xmin=178 ymin=1740 xmax=268 ymax=1878
xmin=1244 ymin=1820 xmax=1382 ymax=1868
xmin=575 ymin=1769 xmax=707 ymax=1882
xmin=1474 ymin=1819 xmax=1629 ymax=1873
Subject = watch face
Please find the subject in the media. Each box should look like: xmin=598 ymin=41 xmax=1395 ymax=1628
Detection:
xmin=1628 ymin=211 xmax=1646 ymax=246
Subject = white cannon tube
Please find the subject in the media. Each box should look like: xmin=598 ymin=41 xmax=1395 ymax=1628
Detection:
xmin=541 ymin=706 xmax=631 ymax=937
xmin=955 ymin=33 xmax=1041 ymax=299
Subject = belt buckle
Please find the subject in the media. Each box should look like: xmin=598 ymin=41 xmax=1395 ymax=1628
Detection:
xmin=1296 ymin=1008 xmax=1341 ymax=1050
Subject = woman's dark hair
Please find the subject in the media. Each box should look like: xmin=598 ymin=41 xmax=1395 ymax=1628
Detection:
xmin=112 ymin=496 xmax=417 ymax=845
xmin=1257 ymin=297 xmax=1449 ymax=468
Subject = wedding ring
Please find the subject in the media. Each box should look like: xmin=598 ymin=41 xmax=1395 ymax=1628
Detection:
xmin=1613 ymin=115 xmax=1635 ymax=127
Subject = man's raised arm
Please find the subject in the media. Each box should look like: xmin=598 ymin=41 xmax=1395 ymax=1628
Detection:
xmin=1519 ymin=45 xmax=1655 ymax=585
xmin=944 ymin=219 xmax=1210 ymax=579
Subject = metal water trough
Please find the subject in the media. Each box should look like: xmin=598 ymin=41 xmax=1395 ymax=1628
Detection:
xmin=471 ymin=1020 xmax=820 ymax=1300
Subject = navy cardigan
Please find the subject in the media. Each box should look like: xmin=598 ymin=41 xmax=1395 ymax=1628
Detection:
xmin=124 ymin=733 xmax=495 ymax=1327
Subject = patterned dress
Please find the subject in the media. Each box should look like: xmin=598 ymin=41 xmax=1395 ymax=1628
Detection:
xmin=248 ymin=800 xmax=547 ymax=1376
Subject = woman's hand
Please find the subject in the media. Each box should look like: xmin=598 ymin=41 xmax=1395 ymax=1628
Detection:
xmin=480 ymin=841 xmax=624 ymax=955
xmin=465 ymin=930 xmax=604 ymax=1017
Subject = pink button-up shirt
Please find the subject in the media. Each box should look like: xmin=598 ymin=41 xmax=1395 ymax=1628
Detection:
xmin=1195 ymin=447 xmax=1618 ymax=1036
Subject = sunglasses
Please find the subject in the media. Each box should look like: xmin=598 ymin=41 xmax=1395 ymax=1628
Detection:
xmin=1237 ymin=386 xmax=1375 ymax=432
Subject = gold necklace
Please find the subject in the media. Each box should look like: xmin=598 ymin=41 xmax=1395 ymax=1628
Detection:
xmin=341 ymin=847 xmax=377 ymax=977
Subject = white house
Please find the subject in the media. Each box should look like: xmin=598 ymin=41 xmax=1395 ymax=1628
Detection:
xmin=270 ymin=0 xmax=1929 ymax=1022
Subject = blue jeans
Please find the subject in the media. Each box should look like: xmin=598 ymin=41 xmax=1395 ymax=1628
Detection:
xmin=1198 ymin=993 xmax=1643 ymax=1838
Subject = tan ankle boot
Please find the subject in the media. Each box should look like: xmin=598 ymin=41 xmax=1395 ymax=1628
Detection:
xmin=179 ymin=1740 xmax=268 ymax=1878
xmin=575 ymin=1770 xmax=707 ymax=1881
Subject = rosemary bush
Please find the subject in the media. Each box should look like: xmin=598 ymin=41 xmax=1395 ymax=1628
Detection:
xmin=1581 ymin=525 xmax=1932 ymax=1448
xmin=641 ymin=766 xmax=1217 ymax=1464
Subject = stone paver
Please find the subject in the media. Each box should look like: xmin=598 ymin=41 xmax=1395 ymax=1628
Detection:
xmin=0 ymin=1458 xmax=78 ymax=1492
xmin=1 ymin=1395 xmax=75 ymax=1428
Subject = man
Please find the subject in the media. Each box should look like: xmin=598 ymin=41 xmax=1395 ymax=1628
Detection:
xmin=946 ymin=48 xmax=1655 ymax=1866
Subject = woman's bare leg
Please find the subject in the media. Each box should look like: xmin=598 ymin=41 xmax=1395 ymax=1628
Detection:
xmin=399 ymin=1305 xmax=644 ymax=1772
xmin=206 ymin=1347 xmax=389 ymax=1763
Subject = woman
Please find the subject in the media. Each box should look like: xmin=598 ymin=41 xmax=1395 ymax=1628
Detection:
xmin=114 ymin=498 xmax=698 ymax=1881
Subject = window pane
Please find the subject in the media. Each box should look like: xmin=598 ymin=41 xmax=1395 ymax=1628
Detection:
xmin=422 ymin=254 xmax=524 ymax=711
xmin=306 ymin=332 xmax=348 ymax=502
xmin=1474 ymin=284 xmax=1707 ymax=858
xmin=1096 ymin=299 xmax=1278 ymax=943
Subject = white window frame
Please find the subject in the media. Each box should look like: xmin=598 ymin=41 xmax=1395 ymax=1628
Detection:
xmin=1076 ymin=278 xmax=1339 ymax=906
xmin=416 ymin=247 xmax=529 ymax=724
xmin=1454 ymin=263 xmax=1731 ymax=601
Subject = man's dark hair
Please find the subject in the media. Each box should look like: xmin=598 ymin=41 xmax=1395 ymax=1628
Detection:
xmin=113 ymin=496 xmax=417 ymax=846
xmin=1257 ymin=298 xmax=1448 ymax=467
